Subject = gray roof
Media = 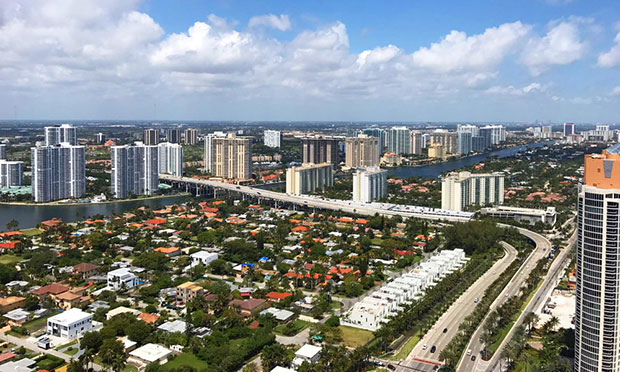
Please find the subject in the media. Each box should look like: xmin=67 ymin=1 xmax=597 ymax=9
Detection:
xmin=158 ymin=320 xmax=187 ymax=333
xmin=607 ymin=143 xmax=620 ymax=154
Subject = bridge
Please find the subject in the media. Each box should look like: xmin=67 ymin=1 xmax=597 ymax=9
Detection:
xmin=159 ymin=174 xmax=474 ymax=222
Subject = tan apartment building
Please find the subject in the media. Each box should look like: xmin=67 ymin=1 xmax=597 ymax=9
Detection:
xmin=213 ymin=134 xmax=252 ymax=180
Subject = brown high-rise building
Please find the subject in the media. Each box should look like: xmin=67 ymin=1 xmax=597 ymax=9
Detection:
xmin=213 ymin=134 xmax=252 ymax=180
xmin=301 ymin=136 xmax=339 ymax=167
xmin=575 ymin=144 xmax=620 ymax=372
xmin=184 ymin=128 xmax=197 ymax=145
xmin=345 ymin=135 xmax=380 ymax=169
xmin=143 ymin=129 xmax=159 ymax=145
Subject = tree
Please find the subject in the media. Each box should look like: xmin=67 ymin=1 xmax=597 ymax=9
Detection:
xmin=0 ymin=264 xmax=18 ymax=284
xmin=5 ymin=219 xmax=18 ymax=231
xmin=523 ymin=312 xmax=539 ymax=335
xmin=66 ymin=359 xmax=86 ymax=372
xmin=127 ymin=320 xmax=151 ymax=345
xmin=23 ymin=294 xmax=39 ymax=311
xmin=98 ymin=338 xmax=126 ymax=372
xmin=261 ymin=343 xmax=288 ymax=371
xmin=81 ymin=331 xmax=103 ymax=354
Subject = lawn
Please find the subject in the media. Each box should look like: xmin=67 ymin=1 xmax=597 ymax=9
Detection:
xmin=21 ymin=228 xmax=43 ymax=236
xmin=64 ymin=347 xmax=79 ymax=356
xmin=339 ymin=326 xmax=374 ymax=348
xmin=24 ymin=313 xmax=56 ymax=333
xmin=389 ymin=330 xmax=422 ymax=360
xmin=55 ymin=339 xmax=78 ymax=351
xmin=0 ymin=254 xmax=22 ymax=265
xmin=161 ymin=352 xmax=204 ymax=371
xmin=274 ymin=319 xmax=311 ymax=336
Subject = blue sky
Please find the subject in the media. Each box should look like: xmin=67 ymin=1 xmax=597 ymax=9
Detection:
xmin=1 ymin=0 xmax=620 ymax=122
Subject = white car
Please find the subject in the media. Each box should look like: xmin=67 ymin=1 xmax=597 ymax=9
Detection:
xmin=467 ymin=349 xmax=472 ymax=356
xmin=423 ymin=344 xmax=427 ymax=350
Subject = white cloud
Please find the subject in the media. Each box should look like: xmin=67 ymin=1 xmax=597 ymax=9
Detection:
xmin=410 ymin=22 xmax=531 ymax=73
xmin=248 ymin=14 xmax=291 ymax=31
xmin=521 ymin=21 xmax=587 ymax=75
xmin=485 ymin=82 xmax=545 ymax=96
xmin=598 ymin=30 xmax=620 ymax=68
xmin=611 ymin=86 xmax=620 ymax=96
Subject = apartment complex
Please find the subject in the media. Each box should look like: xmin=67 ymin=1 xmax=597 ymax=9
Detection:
xmin=409 ymin=131 xmax=424 ymax=155
xmin=575 ymin=144 xmax=620 ymax=372
xmin=264 ymin=130 xmax=282 ymax=148
xmin=441 ymin=171 xmax=505 ymax=212
xmin=387 ymin=126 xmax=410 ymax=155
xmin=203 ymin=131 xmax=226 ymax=173
xmin=111 ymin=143 xmax=159 ymax=198
xmin=45 ymin=124 xmax=77 ymax=146
xmin=0 ymin=144 xmax=6 ymax=160
xmin=352 ymin=168 xmax=387 ymax=203
xmin=31 ymin=143 xmax=86 ymax=202
xmin=286 ymin=162 xmax=333 ymax=195
xmin=0 ymin=161 xmax=23 ymax=187
xmin=345 ymin=135 xmax=380 ymax=168
xmin=158 ymin=142 xmax=183 ymax=177
xmin=166 ymin=128 xmax=181 ymax=144
xmin=143 ymin=129 xmax=159 ymax=145
xmin=479 ymin=125 xmax=506 ymax=149
xmin=564 ymin=122 xmax=575 ymax=136
xmin=430 ymin=131 xmax=458 ymax=154
xmin=362 ymin=128 xmax=387 ymax=154
xmin=183 ymin=128 xmax=197 ymax=145
xmin=301 ymin=136 xmax=339 ymax=166
xmin=457 ymin=131 xmax=472 ymax=155
xmin=212 ymin=134 xmax=252 ymax=180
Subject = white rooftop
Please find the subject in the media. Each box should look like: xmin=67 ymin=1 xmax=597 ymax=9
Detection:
xmin=295 ymin=344 xmax=322 ymax=359
xmin=129 ymin=343 xmax=172 ymax=363
xmin=48 ymin=308 xmax=91 ymax=324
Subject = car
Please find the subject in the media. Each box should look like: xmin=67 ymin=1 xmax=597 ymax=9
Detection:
xmin=443 ymin=328 xmax=448 ymax=333
xmin=422 ymin=344 xmax=427 ymax=350
xmin=387 ymin=365 xmax=396 ymax=371
xmin=471 ymin=355 xmax=476 ymax=361
xmin=467 ymin=349 xmax=472 ymax=356
xmin=430 ymin=346 xmax=436 ymax=353
xmin=474 ymin=298 xmax=478 ymax=303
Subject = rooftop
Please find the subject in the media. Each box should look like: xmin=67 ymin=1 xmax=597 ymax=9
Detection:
xmin=129 ymin=343 xmax=172 ymax=363
xmin=48 ymin=308 xmax=91 ymax=324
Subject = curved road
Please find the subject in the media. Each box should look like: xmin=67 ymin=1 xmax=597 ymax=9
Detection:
xmin=457 ymin=228 xmax=554 ymax=371
xmin=396 ymin=242 xmax=518 ymax=372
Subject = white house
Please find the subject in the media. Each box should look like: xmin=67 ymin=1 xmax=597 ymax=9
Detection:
xmin=190 ymin=251 xmax=218 ymax=267
xmin=127 ymin=343 xmax=172 ymax=370
xmin=47 ymin=308 xmax=93 ymax=339
xmin=107 ymin=268 xmax=139 ymax=290
xmin=293 ymin=344 xmax=322 ymax=366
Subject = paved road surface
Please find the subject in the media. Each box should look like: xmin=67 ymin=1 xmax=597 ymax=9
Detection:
xmin=397 ymin=242 xmax=518 ymax=372
xmin=457 ymin=228 xmax=553 ymax=371
xmin=481 ymin=230 xmax=575 ymax=372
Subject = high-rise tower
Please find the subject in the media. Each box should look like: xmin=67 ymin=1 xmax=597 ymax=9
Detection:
xmin=575 ymin=143 xmax=620 ymax=372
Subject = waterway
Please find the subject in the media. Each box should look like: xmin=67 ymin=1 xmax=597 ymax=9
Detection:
xmin=387 ymin=141 xmax=554 ymax=179
xmin=0 ymin=195 xmax=191 ymax=229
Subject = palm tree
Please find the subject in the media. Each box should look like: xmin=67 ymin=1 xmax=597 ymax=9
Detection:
xmin=523 ymin=312 xmax=539 ymax=335
xmin=544 ymin=315 xmax=560 ymax=334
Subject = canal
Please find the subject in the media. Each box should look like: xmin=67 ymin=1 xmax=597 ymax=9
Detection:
xmin=0 ymin=195 xmax=191 ymax=229
xmin=387 ymin=141 xmax=554 ymax=179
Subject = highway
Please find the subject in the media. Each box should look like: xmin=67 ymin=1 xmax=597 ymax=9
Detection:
xmin=482 ymin=229 xmax=575 ymax=372
xmin=159 ymin=175 xmax=474 ymax=222
xmin=456 ymin=227 xmax=553 ymax=371
xmin=395 ymin=242 xmax=518 ymax=372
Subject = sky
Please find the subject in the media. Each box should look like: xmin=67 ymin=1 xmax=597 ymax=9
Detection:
xmin=1 ymin=0 xmax=620 ymax=123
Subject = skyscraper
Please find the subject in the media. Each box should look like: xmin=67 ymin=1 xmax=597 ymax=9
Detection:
xmin=0 ymin=160 xmax=23 ymax=187
xmin=362 ymin=128 xmax=387 ymax=154
xmin=564 ymin=122 xmax=575 ymax=136
xmin=45 ymin=124 xmax=77 ymax=146
xmin=111 ymin=143 xmax=158 ymax=198
xmin=457 ymin=131 xmax=473 ymax=155
xmin=286 ymin=163 xmax=333 ymax=195
xmin=345 ymin=135 xmax=380 ymax=168
xmin=457 ymin=124 xmax=479 ymax=137
xmin=183 ymin=128 xmax=197 ymax=145
xmin=479 ymin=125 xmax=506 ymax=149
xmin=213 ymin=134 xmax=252 ymax=180
xmin=31 ymin=143 xmax=85 ymax=202
xmin=144 ymin=129 xmax=159 ymax=145
xmin=166 ymin=128 xmax=181 ymax=144
xmin=430 ymin=131 xmax=458 ymax=154
xmin=264 ymin=130 xmax=282 ymax=148
xmin=409 ymin=131 xmax=423 ymax=155
xmin=575 ymin=144 xmax=620 ymax=372
xmin=441 ymin=171 xmax=505 ymax=212
xmin=95 ymin=133 xmax=106 ymax=145
xmin=387 ymin=127 xmax=410 ymax=155
xmin=0 ymin=144 xmax=6 ymax=160
xmin=158 ymin=142 xmax=183 ymax=176
xmin=301 ymin=136 xmax=339 ymax=166
xmin=204 ymin=132 xmax=226 ymax=173
xmin=352 ymin=168 xmax=387 ymax=203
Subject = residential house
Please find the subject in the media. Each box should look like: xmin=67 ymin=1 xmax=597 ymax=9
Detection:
xmin=176 ymin=282 xmax=204 ymax=305
xmin=47 ymin=308 xmax=93 ymax=339
xmin=72 ymin=263 xmax=99 ymax=279
xmin=0 ymin=296 xmax=25 ymax=314
xmin=228 ymin=299 xmax=268 ymax=317
xmin=107 ymin=268 xmax=139 ymax=290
